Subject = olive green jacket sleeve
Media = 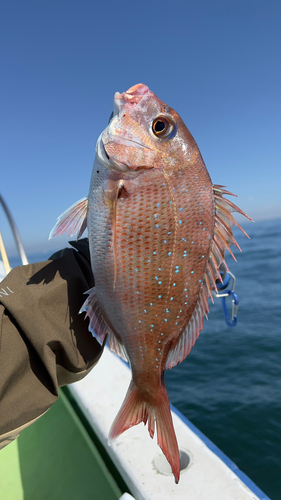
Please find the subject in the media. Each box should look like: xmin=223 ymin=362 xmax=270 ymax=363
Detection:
xmin=0 ymin=239 xmax=103 ymax=449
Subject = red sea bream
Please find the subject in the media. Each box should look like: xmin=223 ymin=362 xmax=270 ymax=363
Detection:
xmin=50 ymin=83 xmax=251 ymax=483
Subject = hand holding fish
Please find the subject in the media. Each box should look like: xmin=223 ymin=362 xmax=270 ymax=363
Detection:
xmin=50 ymin=83 xmax=251 ymax=483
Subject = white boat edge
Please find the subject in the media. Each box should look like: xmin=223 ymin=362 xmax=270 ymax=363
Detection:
xmin=69 ymin=346 xmax=271 ymax=500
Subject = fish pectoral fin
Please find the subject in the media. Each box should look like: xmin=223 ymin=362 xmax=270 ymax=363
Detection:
xmin=108 ymin=381 xmax=180 ymax=484
xmin=49 ymin=197 xmax=88 ymax=240
xmin=103 ymin=180 xmax=126 ymax=290
xmin=79 ymin=287 xmax=109 ymax=346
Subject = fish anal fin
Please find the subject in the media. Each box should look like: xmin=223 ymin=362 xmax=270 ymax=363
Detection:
xmin=79 ymin=287 xmax=109 ymax=345
xmin=49 ymin=197 xmax=88 ymax=240
xmin=107 ymin=330 xmax=129 ymax=362
xmin=109 ymin=381 xmax=180 ymax=484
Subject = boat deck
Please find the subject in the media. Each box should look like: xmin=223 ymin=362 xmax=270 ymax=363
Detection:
xmin=0 ymin=391 xmax=123 ymax=500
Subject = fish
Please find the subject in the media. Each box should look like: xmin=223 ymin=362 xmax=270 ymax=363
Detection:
xmin=50 ymin=83 xmax=251 ymax=483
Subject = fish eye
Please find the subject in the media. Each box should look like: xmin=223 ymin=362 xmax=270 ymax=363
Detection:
xmin=152 ymin=116 xmax=175 ymax=138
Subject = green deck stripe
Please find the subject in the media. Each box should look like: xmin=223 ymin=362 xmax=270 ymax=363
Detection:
xmin=0 ymin=390 xmax=122 ymax=500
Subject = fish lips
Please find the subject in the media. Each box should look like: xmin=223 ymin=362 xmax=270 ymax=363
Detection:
xmin=96 ymin=132 xmax=156 ymax=175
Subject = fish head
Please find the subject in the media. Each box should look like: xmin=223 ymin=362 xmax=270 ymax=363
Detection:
xmin=96 ymin=83 xmax=203 ymax=176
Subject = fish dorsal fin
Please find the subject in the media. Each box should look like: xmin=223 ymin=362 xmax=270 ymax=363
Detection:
xmin=49 ymin=197 xmax=88 ymax=240
xmin=80 ymin=287 xmax=128 ymax=362
xmin=165 ymin=296 xmax=206 ymax=370
xmin=166 ymin=185 xmax=252 ymax=370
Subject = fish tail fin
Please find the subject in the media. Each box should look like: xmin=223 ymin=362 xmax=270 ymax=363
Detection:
xmin=109 ymin=380 xmax=180 ymax=483
xmin=154 ymin=385 xmax=180 ymax=483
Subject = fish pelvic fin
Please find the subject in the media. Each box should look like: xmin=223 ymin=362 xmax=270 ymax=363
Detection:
xmin=108 ymin=380 xmax=180 ymax=484
xmin=49 ymin=197 xmax=88 ymax=240
xmin=166 ymin=185 xmax=252 ymax=370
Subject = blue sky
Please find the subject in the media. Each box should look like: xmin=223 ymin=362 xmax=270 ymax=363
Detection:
xmin=1 ymin=0 xmax=281 ymax=257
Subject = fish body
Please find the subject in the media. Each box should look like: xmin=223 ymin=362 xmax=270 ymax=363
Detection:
xmin=50 ymin=84 xmax=251 ymax=483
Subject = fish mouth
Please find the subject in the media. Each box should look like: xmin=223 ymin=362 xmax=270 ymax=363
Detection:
xmin=95 ymin=84 xmax=155 ymax=174
xmin=95 ymin=133 xmax=124 ymax=171
xmin=104 ymin=134 xmax=153 ymax=151
xmin=96 ymin=133 xmax=152 ymax=175
xmin=114 ymin=84 xmax=150 ymax=109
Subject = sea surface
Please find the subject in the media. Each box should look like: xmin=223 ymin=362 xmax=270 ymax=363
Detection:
xmin=8 ymin=217 xmax=281 ymax=500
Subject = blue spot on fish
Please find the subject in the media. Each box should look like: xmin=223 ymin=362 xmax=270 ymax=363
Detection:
xmin=154 ymin=214 xmax=157 ymax=219
xmin=168 ymin=251 xmax=172 ymax=256
xmin=158 ymin=295 xmax=162 ymax=298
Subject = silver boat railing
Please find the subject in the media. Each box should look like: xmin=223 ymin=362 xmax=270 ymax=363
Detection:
xmin=0 ymin=194 xmax=29 ymax=274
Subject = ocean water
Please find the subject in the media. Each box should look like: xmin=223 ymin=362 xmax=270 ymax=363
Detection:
xmin=165 ymin=217 xmax=281 ymax=500
xmin=8 ymin=217 xmax=281 ymax=499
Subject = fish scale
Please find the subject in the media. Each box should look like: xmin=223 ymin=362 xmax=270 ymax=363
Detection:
xmin=50 ymin=83 xmax=251 ymax=483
